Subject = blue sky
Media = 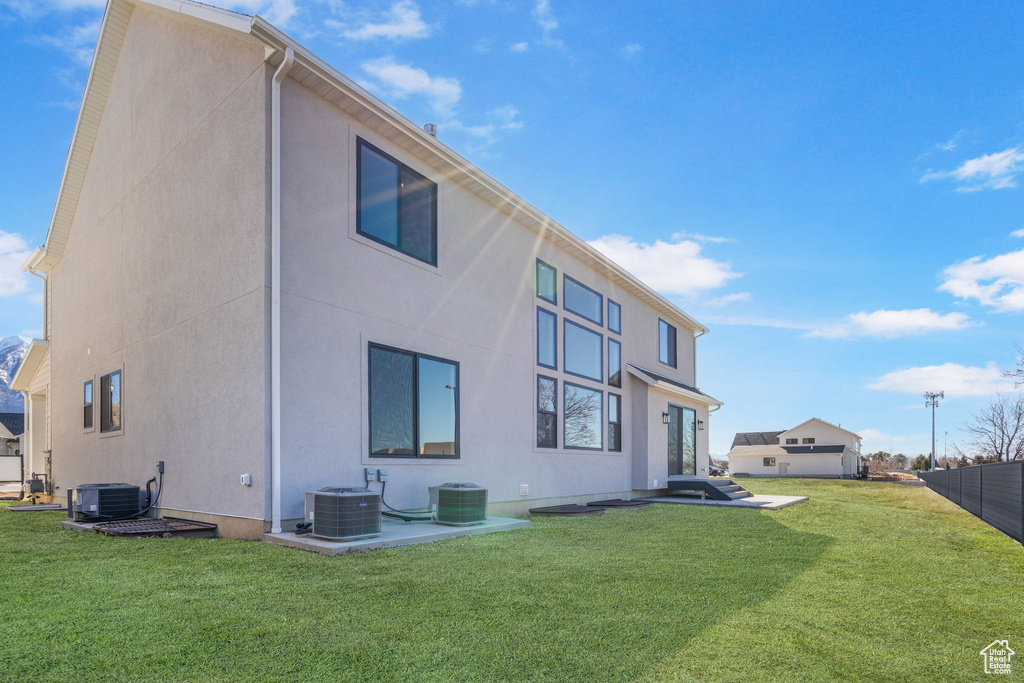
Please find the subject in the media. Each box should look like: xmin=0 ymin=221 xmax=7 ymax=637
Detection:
xmin=2 ymin=0 xmax=1024 ymax=458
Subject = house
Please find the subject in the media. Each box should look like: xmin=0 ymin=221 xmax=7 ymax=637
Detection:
xmin=11 ymin=0 xmax=722 ymax=539
xmin=727 ymin=418 xmax=862 ymax=479
xmin=0 ymin=413 xmax=25 ymax=483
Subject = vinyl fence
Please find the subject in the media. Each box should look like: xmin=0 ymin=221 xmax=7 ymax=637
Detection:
xmin=919 ymin=461 xmax=1023 ymax=543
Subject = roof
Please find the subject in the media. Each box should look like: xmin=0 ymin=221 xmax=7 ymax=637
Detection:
xmin=626 ymin=364 xmax=723 ymax=407
xmin=782 ymin=445 xmax=846 ymax=455
xmin=731 ymin=431 xmax=784 ymax=448
xmin=9 ymin=339 xmax=49 ymax=392
xmin=31 ymin=0 xmax=710 ymax=336
xmin=0 ymin=413 xmax=24 ymax=438
xmin=781 ymin=417 xmax=862 ymax=440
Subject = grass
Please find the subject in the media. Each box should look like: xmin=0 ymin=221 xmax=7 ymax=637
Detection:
xmin=1 ymin=480 xmax=1022 ymax=682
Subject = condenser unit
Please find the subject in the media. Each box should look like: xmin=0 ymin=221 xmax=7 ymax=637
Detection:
xmin=429 ymin=482 xmax=487 ymax=526
xmin=67 ymin=483 xmax=141 ymax=522
xmin=304 ymin=487 xmax=381 ymax=541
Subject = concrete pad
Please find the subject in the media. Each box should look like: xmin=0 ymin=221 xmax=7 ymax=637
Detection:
xmin=265 ymin=515 xmax=531 ymax=556
xmin=639 ymin=494 xmax=808 ymax=510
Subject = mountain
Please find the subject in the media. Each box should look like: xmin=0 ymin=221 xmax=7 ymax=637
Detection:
xmin=0 ymin=336 xmax=31 ymax=413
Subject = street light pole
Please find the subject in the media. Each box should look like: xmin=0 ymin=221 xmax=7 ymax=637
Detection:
xmin=925 ymin=391 xmax=944 ymax=470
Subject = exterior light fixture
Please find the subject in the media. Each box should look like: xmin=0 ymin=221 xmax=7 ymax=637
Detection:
xmin=697 ymin=420 xmax=705 ymax=430
xmin=662 ymin=412 xmax=670 ymax=424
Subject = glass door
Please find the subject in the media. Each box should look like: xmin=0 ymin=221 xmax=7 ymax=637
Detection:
xmin=667 ymin=404 xmax=696 ymax=476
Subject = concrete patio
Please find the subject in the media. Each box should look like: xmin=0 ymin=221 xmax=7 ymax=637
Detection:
xmin=640 ymin=492 xmax=808 ymax=510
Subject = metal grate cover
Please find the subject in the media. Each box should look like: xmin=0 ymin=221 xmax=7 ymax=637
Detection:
xmin=92 ymin=517 xmax=218 ymax=537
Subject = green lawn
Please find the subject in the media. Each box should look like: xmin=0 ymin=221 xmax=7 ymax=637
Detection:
xmin=1 ymin=479 xmax=1021 ymax=682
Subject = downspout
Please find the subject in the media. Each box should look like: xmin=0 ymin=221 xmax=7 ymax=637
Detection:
xmin=270 ymin=47 xmax=294 ymax=534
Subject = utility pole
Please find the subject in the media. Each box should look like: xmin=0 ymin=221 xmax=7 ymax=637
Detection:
xmin=925 ymin=391 xmax=944 ymax=470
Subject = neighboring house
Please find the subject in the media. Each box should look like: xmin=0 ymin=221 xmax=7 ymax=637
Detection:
xmin=12 ymin=0 xmax=722 ymax=539
xmin=0 ymin=413 xmax=25 ymax=483
xmin=727 ymin=418 xmax=862 ymax=479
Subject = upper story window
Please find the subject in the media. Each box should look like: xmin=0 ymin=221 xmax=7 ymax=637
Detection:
xmin=83 ymin=380 xmax=93 ymax=430
xmin=785 ymin=438 xmax=797 ymax=444
xmin=537 ymin=308 xmax=557 ymax=370
xmin=803 ymin=437 xmax=815 ymax=444
xmin=608 ymin=339 xmax=621 ymax=388
xmin=608 ymin=300 xmax=621 ymax=334
xmin=537 ymin=260 xmax=557 ymax=303
xmin=100 ymin=370 xmax=121 ymax=433
xmin=658 ymin=319 xmax=677 ymax=368
xmin=356 ymin=138 xmax=437 ymax=266
xmin=564 ymin=275 xmax=603 ymax=326
xmin=564 ymin=319 xmax=602 ymax=382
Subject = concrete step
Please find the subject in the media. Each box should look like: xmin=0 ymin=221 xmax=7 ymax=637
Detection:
xmin=727 ymin=490 xmax=753 ymax=500
xmin=716 ymin=485 xmax=743 ymax=494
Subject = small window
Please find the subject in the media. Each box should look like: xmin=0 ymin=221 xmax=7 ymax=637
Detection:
xmin=564 ymin=275 xmax=603 ymax=325
xmin=357 ymin=138 xmax=438 ymax=266
xmin=608 ymin=300 xmax=621 ymax=334
xmin=608 ymin=393 xmax=622 ymax=452
xmin=83 ymin=380 xmax=93 ymax=430
xmin=99 ymin=370 xmax=121 ymax=433
xmin=564 ymin=382 xmax=603 ymax=450
xmin=785 ymin=438 xmax=797 ymax=445
xmin=764 ymin=457 xmax=776 ymax=467
xmin=564 ymin=319 xmax=602 ymax=382
xmin=803 ymin=438 xmax=815 ymax=444
xmin=537 ymin=308 xmax=557 ymax=369
xmin=537 ymin=376 xmax=557 ymax=448
xmin=658 ymin=319 xmax=677 ymax=368
xmin=608 ymin=339 xmax=621 ymax=388
xmin=537 ymin=260 xmax=557 ymax=304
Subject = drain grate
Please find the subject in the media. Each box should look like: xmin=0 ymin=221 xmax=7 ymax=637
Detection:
xmin=92 ymin=516 xmax=218 ymax=538
xmin=528 ymin=504 xmax=604 ymax=517
xmin=586 ymin=499 xmax=650 ymax=509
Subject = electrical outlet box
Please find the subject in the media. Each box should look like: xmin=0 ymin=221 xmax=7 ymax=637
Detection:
xmin=653 ymin=479 xmax=658 ymax=488
xmin=364 ymin=467 xmax=376 ymax=483
xmin=156 ymin=461 xmax=165 ymax=474
xmin=520 ymin=484 xmax=528 ymax=496
xmin=377 ymin=469 xmax=388 ymax=482
xmin=240 ymin=473 xmax=252 ymax=487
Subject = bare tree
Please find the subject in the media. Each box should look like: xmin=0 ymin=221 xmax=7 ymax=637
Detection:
xmin=1004 ymin=344 xmax=1024 ymax=387
xmin=955 ymin=393 xmax=1024 ymax=462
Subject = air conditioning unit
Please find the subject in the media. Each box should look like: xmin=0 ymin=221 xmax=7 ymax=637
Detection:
xmin=429 ymin=482 xmax=487 ymax=526
xmin=304 ymin=487 xmax=381 ymax=541
xmin=67 ymin=483 xmax=141 ymax=522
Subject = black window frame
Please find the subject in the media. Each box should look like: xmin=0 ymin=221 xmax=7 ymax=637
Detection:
xmin=608 ymin=338 xmax=621 ymax=388
xmin=355 ymin=137 xmax=439 ymax=267
xmin=537 ymin=307 xmax=558 ymax=370
xmin=536 ymin=259 xmax=557 ymax=304
xmin=83 ymin=380 xmax=93 ymax=430
xmin=608 ymin=392 xmax=622 ymax=452
xmin=368 ymin=343 xmax=460 ymax=459
xmin=764 ymin=457 xmax=776 ymax=467
xmin=99 ymin=370 xmax=121 ymax=434
xmin=658 ymin=318 xmax=677 ymax=368
xmin=803 ymin=438 xmax=815 ymax=444
xmin=563 ymin=381 xmax=604 ymax=452
xmin=537 ymin=375 xmax=558 ymax=449
xmin=563 ymin=318 xmax=603 ymax=383
xmin=563 ymin=274 xmax=604 ymax=326
xmin=608 ymin=299 xmax=621 ymax=334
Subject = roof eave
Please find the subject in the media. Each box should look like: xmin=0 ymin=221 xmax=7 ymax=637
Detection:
xmin=10 ymin=339 xmax=50 ymax=392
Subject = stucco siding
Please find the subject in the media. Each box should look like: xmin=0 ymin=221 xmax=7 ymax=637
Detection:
xmin=730 ymin=453 xmax=843 ymax=478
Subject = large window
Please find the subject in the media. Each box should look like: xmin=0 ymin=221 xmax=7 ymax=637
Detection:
xmin=537 ymin=260 xmax=557 ymax=304
xmin=537 ymin=376 xmax=557 ymax=448
xmin=564 ymin=275 xmax=603 ymax=325
xmin=564 ymin=319 xmax=602 ymax=381
xmin=803 ymin=438 xmax=815 ymax=444
xmin=369 ymin=344 xmax=458 ymax=458
xmin=764 ymin=457 xmax=776 ymax=467
xmin=658 ymin=319 xmax=677 ymax=368
xmin=99 ymin=370 xmax=121 ymax=433
xmin=608 ymin=339 xmax=621 ymax=388
xmin=357 ymin=138 xmax=437 ymax=266
xmin=564 ymin=382 xmax=603 ymax=450
xmin=83 ymin=380 xmax=93 ymax=430
xmin=785 ymin=438 xmax=797 ymax=445
xmin=537 ymin=308 xmax=557 ymax=369
xmin=608 ymin=393 xmax=622 ymax=452
xmin=608 ymin=300 xmax=621 ymax=334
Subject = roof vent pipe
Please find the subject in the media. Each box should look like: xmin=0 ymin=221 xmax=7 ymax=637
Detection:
xmin=423 ymin=123 xmax=438 ymax=137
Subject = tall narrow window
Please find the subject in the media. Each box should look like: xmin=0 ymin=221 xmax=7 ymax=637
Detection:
xmin=83 ymin=380 xmax=93 ymax=430
xmin=99 ymin=370 xmax=121 ymax=433
xmin=564 ymin=382 xmax=603 ymax=450
xmin=608 ymin=300 xmax=621 ymax=334
xmin=369 ymin=344 xmax=459 ymax=458
xmin=357 ymin=138 xmax=437 ymax=265
xmin=658 ymin=319 xmax=677 ymax=368
xmin=564 ymin=275 xmax=603 ymax=325
xmin=537 ymin=308 xmax=557 ymax=369
xmin=537 ymin=376 xmax=557 ymax=448
xmin=608 ymin=393 xmax=622 ymax=452
xmin=564 ymin=319 xmax=602 ymax=382
xmin=536 ymin=260 xmax=557 ymax=304
xmin=608 ymin=339 xmax=621 ymax=388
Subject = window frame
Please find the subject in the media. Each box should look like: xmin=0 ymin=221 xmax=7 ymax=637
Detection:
xmin=83 ymin=379 xmax=94 ymax=432
xmin=608 ymin=299 xmax=621 ymax=334
xmin=764 ymin=457 xmax=776 ymax=467
xmin=658 ymin=318 xmax=678 ymax=368
xmin=563 ymin=381 xmax=604 ymax=452
xmin=608 ymin=392 xmax=622 ymax=452
xmin=608 ymin=338 xmax=621 ymax=388
xmin=536 ymin=259 xmax=557 ymax=304
xmin=803 ymin=438 xmax=815 ymax=444
xmin=537 ymin=375 xmax=558 ymax=449
xmin=563 ymin=274 xmax=604 ymax=326
xmin=785 ymin=438 xmax=797 ymax=445
xmin=563 ymin=318 xmax=603 ymax=383
xmin=537 ymin=307 xmax=558 ymax=370
xmin=99 ymin=370 xmax=122 ymax=434
xmin=355 ymin=137 xmax=439 ymax=267
xmin=367 ymin=343 xmax=460 ymax=459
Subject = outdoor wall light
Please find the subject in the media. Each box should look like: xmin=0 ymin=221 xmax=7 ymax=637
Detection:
xmin=662 ymin=412 xmax=670 ymax=424
xmin=697 ymin=420 xmax=705 ymax=430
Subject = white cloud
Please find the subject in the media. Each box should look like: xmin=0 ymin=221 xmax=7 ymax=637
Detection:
xmin=671 ymin=231 xmax=734 ymax=244
xmin=0 ymin=231 xmax=33 ymax=299
xmin=867 ymin=362 xmax=1016 ymax=397
xmin=587 ymin=234 xmax=740 ymax=297
xmin=704 ymin=292 xmax=751 ymax=307
xmin=921 ymin=147 xmax=1024 ymax=192
xmin=1011 ymin=228 xmax=1024 ymax=238
xmin=445 ymin=105 xmax=524 ymax=148
xmin=40 ymin=19 xmax=100 ymax=67
xmin=939 ymin=248 xmax=1024 ymax=312
xmin=622 ymin=43 xmax=642 ymax=56
xmin=700 ymin=316 xmax=813 ymax=331
xmin=859 ymin=428 xmax=930 ymax=444
xmin=337 ymin=1 xmax=430 ymax=41
xmin=1 ymin=0 xmax=103 ymax=18
xmin=808 ymin=309 xmax=972 ymax=339
xmin=532 ymin=0 xmax=562 ymax=47
xmin=360 ymin=57 xmax=462 ymax=118
xmin=936 ymin=129 xmax=967 ymax=152
xmin=510 ymin=42 xmax=529 ymax=52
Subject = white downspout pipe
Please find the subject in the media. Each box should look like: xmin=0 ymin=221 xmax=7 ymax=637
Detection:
xmin=271 ymin=47 xmax=294 ymax=535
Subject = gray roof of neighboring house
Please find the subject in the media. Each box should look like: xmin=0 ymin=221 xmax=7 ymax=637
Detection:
xmin=0 ymin=412 xmax=24 ymax=438
xmin=731 ymin=431 xmax=785 ymax=448
xmin=782 ymin=445 xmax=846 ymax=454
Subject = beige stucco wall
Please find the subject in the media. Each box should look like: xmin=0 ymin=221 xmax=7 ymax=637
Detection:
xmin=729 ymin=452 xmax=844 ymax=478
xmin=46 ymin=6 xmax=270 ymax=521
xmin=779 ymin=420 xmax=860 ymax=451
